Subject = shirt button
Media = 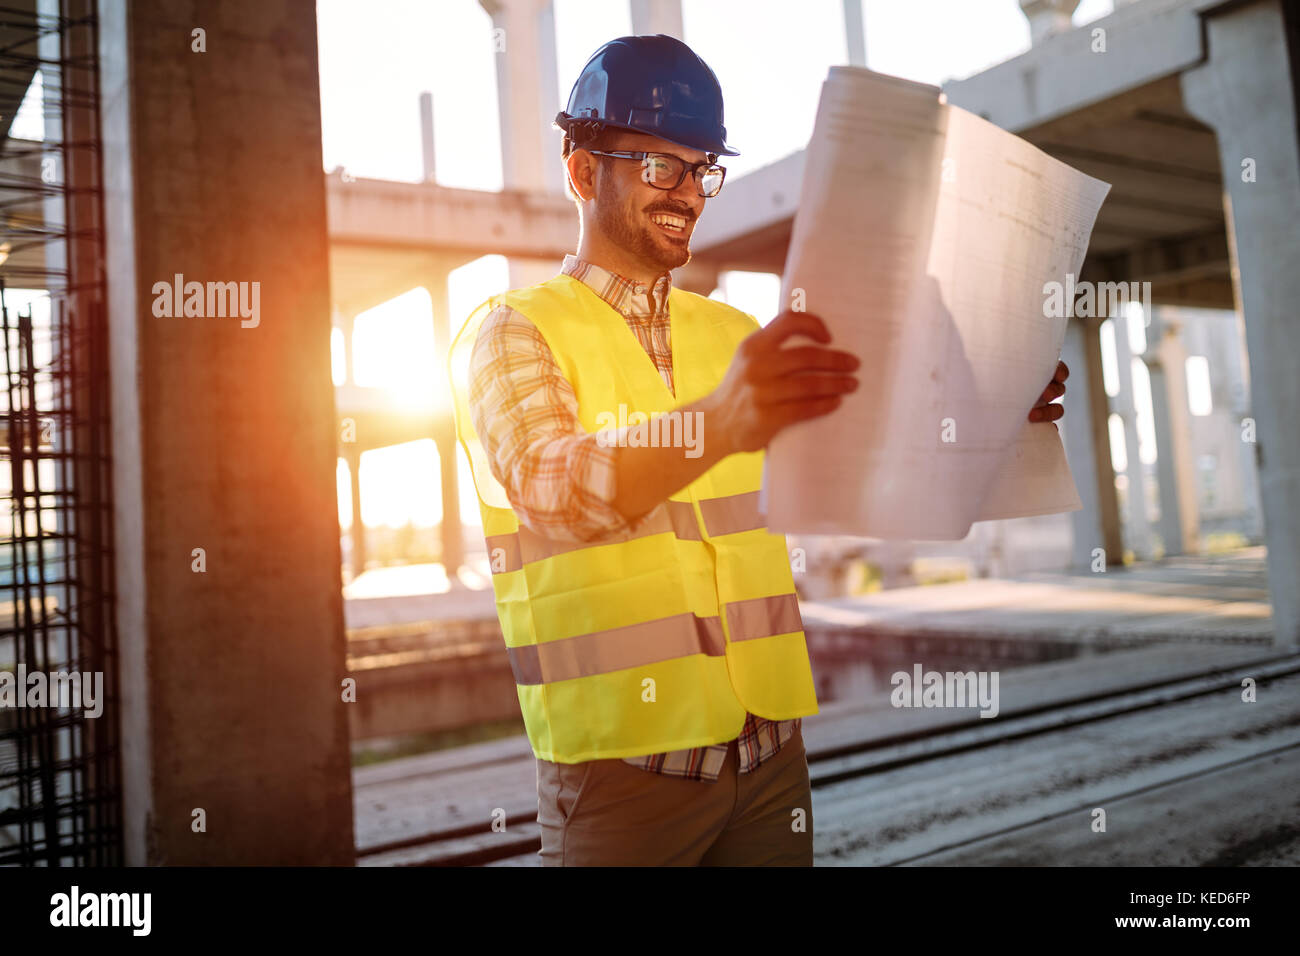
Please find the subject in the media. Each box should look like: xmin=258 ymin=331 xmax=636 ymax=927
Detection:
xmin=634 ymin=284 xmax=646 ymax=295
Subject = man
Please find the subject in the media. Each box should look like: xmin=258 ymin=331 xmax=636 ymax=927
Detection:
xmin=449 ymin=34 xmax=1068 ymax=867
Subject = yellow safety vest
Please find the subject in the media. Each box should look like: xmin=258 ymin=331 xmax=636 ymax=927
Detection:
xmin=449 ymin=273 xmax=818 ymax=763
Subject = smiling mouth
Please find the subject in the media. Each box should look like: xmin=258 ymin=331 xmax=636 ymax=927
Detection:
xmin=648 ymin=212 xmax=691 ymax=236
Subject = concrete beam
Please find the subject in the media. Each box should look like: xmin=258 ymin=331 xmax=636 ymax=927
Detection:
xmin=1111 ymin=229 xmax=1230 ymax=286
xmin=689 ymin=150 xmax=803 ymax=266
xmin=942 ymin=0 xmax=1204 ymax=134
xmin=327 ymin=175 xmax=575 ymax=260
xmin=1146 ymin=277 xmax=1236 ymax=309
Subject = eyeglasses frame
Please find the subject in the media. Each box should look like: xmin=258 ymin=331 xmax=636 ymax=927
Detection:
xmin=583 ymin=149 xmax=728 ymax=197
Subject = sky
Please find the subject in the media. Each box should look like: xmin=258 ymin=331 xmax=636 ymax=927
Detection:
xmin=315 ymin=0 xmax=1122 ymax=536
xmin=318 ymin=0 xmax=1116 ymax=187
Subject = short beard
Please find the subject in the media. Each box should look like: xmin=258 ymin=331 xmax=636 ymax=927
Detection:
xmin=595 ymin=173 xmax=691 ymax=273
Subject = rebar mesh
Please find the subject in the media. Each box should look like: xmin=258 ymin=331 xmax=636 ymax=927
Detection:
xmin=0 ymin=0 xmax=119 ymax=866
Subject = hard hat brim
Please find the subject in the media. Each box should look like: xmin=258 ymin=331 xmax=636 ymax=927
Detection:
xmin=554 ymin=113 xmax=739 ymax=158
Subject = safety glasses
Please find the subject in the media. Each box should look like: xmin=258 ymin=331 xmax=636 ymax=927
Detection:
xmin=586 ymin=149 xmax=727 ymax=198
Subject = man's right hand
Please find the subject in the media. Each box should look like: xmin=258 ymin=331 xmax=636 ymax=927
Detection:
xmin=704 ymin=311 xmax=860 ymax=456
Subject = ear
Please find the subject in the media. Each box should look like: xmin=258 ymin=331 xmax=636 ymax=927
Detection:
xmin=565 ymin=149 xmax=597 ymax=202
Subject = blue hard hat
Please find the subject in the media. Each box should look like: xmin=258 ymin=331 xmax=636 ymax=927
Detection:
xmin=555 ymin=34 xmax=739 ymax=157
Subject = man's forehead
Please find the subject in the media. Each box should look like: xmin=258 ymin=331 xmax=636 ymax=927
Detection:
xmin=607 ymin=129 xmax=708 ymax=163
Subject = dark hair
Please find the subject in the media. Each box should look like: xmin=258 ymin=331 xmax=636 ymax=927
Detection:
xmin=561 ymin=122 xmax=618 ymax=201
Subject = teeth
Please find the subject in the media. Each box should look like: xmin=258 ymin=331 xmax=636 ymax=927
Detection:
xmin=650 ymin=213 xmax=687 ymax=231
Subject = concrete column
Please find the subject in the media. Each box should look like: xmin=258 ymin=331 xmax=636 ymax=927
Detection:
xmin=1145 ymin=308 xmax=1201 ymax=556
xmin=1019 ymin=0 xmax=1080 ymax=45
xmin=1226 ymin=307 xmax=1265 ymax=540
xmin=345 ymin=446 xmax=366 ymax=582
xmin=631 ymin=0 xmax=684 ymax=38
xmin=100 ymin=0 xmax=354 ymax=863
xmin=843 ymin=0 xmax=866 ymax=67
xmin=423 ymin=271 xmax=464 ymax=583
xmin=1061 ymin=315 xmax=1123 ymax=570
xmin=338 ymin=309 xmax=356 ymax=385
xmin=480 ymin=0 xmax=563 ymax=287
xmin=1111 ymin=310 xmax=1153 ymax=558
xmin=1181 ymin=0 xmax=1300 ymax=647
xmin=419 ymin=91 xmax=436 ymax=183
xmin=481 ymin=0 xmax=562 ymax=194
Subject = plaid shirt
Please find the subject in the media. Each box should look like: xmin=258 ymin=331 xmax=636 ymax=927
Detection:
xmin=468 ymin=254 xmax=800 ymax=782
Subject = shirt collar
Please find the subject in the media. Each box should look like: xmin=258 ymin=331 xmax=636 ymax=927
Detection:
xmin=561 ymin=254 xmax=672 ymax=317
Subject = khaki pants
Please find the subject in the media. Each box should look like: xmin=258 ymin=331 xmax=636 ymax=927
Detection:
xmin=535 ymin=727 xmax=814 ymax=866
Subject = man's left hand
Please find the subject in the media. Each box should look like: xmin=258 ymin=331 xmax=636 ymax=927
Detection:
xmin=1028 ymin=360 xmax=1068 ymax=424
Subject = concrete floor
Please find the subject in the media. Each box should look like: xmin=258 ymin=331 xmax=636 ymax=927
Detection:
xmin=350 ymin=547 xmax=1297 ymax=865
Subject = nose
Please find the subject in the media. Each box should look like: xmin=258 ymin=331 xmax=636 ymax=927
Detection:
xmin=665 ymin=175 xmax=702 ymax=213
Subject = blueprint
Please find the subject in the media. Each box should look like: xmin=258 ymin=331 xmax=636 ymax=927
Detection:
xmin=762 ymin=67 xmax=1111 ymax=540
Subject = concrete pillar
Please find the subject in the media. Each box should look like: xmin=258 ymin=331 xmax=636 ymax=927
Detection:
xmin=337 ymin=309 xmax=356 ymax=385
xmin=345 ymin=446 xmax=366 ymax=582
xmin=423 ymin=271 xmax=464 ymax=583
xmin=1019 ymin=0 xmax=1080 ymax=45
xmin=100 ymin=0 xmax=354 ymax=863
xmin=419 ymin=91 xmax=436 ymax=183
xmin=1111 ymin=310 xmax=1153 ymax=559
xmin=1181 ymin=0 xmax=1300 ymax=647
xmin=631 ymin=0 xmax=684 ymax=38
xmin=843 ymin=0 xmax=866 ymax=67
xmin=1145 ymin=308 xmax=1201 ymax=556
xmin=481 ymin=0 xmax=562 ymax=194
xmin=481 ymin=0 xmax=563 ymax=287
xmin=1061 ymin=314 xmax=1123 ymax=571
xmin=1226 ymin=307 xmax=1265 ymax=540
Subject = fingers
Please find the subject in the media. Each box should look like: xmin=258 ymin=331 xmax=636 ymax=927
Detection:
xmin=759 ymin=311 xmax=832 ymax=348
xmin=1035 ymin=379 xmax=1066 ymax=406
xmin=759 ymin=373 xmax=859 ymax=405
xmin=1055 ymin=360 xmax=1069 ymax=383
xmin=1028 ymin=402 xmax=1064 ymax=423
xmin=763 ymin=344 xmax=860 ymax=379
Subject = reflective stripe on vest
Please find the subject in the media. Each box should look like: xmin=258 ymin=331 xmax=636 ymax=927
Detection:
xmin=483 ymin=492 xmax=767 ymax=573
xmin=485 ymin=498 xmax=700 ymax=574
xmin=506 ymin=592 xmax=801 ymax=685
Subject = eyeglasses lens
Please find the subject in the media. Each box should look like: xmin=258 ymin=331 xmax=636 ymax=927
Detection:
xmin=698 ymin=166 xmax=724 ymax=197
xmin=640 ymin=154 xmax=724 ymax=197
